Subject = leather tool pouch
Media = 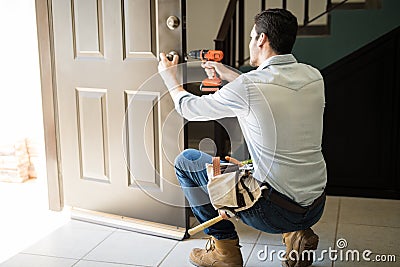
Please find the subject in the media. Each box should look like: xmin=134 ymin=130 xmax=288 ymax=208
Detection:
xmin=206 ymin=157 xmax=263 ymax=212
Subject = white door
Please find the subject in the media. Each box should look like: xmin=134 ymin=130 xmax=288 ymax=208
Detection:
xmin=49 ymin=0 xmax=187 ymax=239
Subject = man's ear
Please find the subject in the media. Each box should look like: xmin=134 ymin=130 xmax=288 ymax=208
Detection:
xmin=257 ymin=33 xmax=268 ymax=47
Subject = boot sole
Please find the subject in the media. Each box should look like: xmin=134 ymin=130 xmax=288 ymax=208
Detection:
xmin=189 ymin=258 xmax=243 ymax=267
xmin=281 ymin=230 xmax=319 ymax=267
xmin=189 ymin=259 xmax=203 ymax=267
xmin=295 ymin=230 xmax=319 ymax=267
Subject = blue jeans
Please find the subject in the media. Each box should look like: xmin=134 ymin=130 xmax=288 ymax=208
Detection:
xmin=175 ymin=149 xmax=325 ymax=240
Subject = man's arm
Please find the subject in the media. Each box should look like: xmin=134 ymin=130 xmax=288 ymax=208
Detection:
xmin=158 ymin=53 xmax=248 ymax=121
xmin=157 ymin=52 xmax=186 ymax=99
xmin=158 ymin=53 xmax=240 ymax=94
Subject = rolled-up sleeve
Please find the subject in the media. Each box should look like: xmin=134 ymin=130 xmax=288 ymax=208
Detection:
xmin=172 ymin=76 xmax=249 ymax=121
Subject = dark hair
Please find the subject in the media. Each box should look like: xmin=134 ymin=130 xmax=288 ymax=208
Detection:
xmin=254 ymin=9 xmax=298 ymax=54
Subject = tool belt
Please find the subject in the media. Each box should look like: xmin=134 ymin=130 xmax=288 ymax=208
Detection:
xmin=206 ymin=157 xmax=325 ymax=214
xmin=206 ymin=157 xmax=264 ymax=213
xmin=262 ymin=185 xmax=326 ymax=214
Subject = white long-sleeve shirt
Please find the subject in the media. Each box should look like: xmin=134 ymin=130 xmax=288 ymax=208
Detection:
xmin=173 ymin=54 xmax=327 ymax=206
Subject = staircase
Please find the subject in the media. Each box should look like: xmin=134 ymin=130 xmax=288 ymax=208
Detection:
xmin=211 ymin=0 xmax=400 ymax=199
xmin=215 ymin=0 xmax=382 ymax=67
xmin=321 ymin=26 xmax=400 ymax=199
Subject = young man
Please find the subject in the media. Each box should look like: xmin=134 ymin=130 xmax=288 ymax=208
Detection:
xmin=158 ymin=9 xmax=327 ymax=267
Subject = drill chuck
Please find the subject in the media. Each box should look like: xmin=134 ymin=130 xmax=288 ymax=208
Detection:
xmin=188 ymin=50 xmax=202 ymax=60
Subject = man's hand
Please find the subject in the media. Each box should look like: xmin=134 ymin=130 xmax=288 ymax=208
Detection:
xmin=158 ymin=53 xmax=185 ymax=98
xmin=201 ymin=61 xmax=240 ymax=83
xmin=219 ymin=209 xmax=231 ymax=220
xmin=158 ymin=52 xmax=179 ymax=87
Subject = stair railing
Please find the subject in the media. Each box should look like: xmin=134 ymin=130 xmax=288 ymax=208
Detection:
xmin=214 ymin=0 xmax=239 ymax=67
xmin=304 ymin=0 xmax=349 ymax=26
xmin=215 ymin=0 xmax=352 ymax=67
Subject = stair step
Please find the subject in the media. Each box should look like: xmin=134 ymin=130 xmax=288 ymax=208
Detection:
xmin=334 ymin=2 xmax=368 ymax=10
xmin=297 ymin=0 xmax=381 ymax=37
xmin=333 ymin=0 xmax=381 ymax=10
xmin=298 ymin=25 xmax=330 ymax=37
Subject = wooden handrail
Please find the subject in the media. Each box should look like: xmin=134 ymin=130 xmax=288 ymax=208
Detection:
xmin=304 ymin=0 xmax=349 ymax=26
xmin=238 ymin=0 xmax=245 ymax=66
xmin=327 ymin=0 xmax=333 ymax=10
xmin=304 ymin=0 xmax=310 ymax=25
xmin=220 ymin=0 xmax=351 ymax=66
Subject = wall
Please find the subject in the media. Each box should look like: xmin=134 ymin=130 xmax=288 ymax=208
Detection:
xmin=186 ymin=0 xmax=329 ymax=61
xmin=187 ymin=0 xmax=400 ymax=70
xmin=293 ymin=0 xmax=400 ymax=69
xmin=186 ymin=0 xmax=229 ymax=52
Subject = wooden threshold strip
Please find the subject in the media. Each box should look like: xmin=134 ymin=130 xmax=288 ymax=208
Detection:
xmin=71 ymin=207 xmax=187 ymax=240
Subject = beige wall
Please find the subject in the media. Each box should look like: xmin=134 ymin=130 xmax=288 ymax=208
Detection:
xmin=186 ymin=0 xmax=230 ymax=52
xmin=186 ymin=0 xmax=366 ymax=62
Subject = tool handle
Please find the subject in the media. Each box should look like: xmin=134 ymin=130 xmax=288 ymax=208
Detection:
xmin=225 ymin=156 xmax=244 ymax=167
xmin=188 ymin=215 xmax=224 ymax=236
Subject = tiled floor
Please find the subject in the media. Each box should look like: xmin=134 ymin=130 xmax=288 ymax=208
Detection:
xmin=1 ymin=196 xmax=399 ymax=267
xmin=0 ymin=171 xmax=69 ymax=264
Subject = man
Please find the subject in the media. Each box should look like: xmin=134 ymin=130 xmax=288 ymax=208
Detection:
xmin=158 ymin=9 xmax=327 ymax=267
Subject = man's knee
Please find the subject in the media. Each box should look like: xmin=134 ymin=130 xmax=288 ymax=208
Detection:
xmin=174 ymin=149 xmax=202 ymax=170
xmin=174 ymin=149 xmax=211 ymax=173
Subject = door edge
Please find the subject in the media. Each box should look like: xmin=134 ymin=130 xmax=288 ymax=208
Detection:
xmin=35 ymin=0 xmax=63 ymax=211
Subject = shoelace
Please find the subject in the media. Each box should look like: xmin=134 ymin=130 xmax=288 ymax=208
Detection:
xmin=204 ymin=237 xmax=216 ymax=252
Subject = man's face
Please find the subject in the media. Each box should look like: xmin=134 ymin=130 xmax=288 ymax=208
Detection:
xmin=249 ymin=25 xmax=259 ymax=67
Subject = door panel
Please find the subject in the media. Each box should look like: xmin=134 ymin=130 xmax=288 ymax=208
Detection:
xmin=71 ymin=0 xmax=104 ymax=58
xmin=76 ymin=87 xmax=110 ymax=183
xmin=51 ymin=0 xmax=187 ymax=233
xmin=122 ymin=0 xmax=156 ymax=59
xmin=125 ymin=91 xmax=161 ymax=189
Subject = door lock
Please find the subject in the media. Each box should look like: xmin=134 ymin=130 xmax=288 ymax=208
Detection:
xmin=166 ymin=16 xmax=180 ymax=30
xmin=166 ymin=51 xmax=178 ymax=61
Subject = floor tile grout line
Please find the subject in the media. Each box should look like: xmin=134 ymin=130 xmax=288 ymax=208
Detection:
xmin=331 ymin=197 xmax=341 ymax=267
xmin=337 ymin=222 xmax=400 ymax=229
xmin=253 ymin=230 xmax=262 ymax=245
xmin=243 ymin=242 xmax=257 ymax=267
xmin=73 ymin=229 xmax=116 ymax=266
xmin=243 ymin=231 xmax=261 ymax=266
xmin=8 ymin=253 xmax=81 ymax=267
xmin=255 ymin=231 xmax=285 ymax=247
xmin=156 ymin=240 xmax=179 ymax=267
xmin=72 ymin=258 xmax=150 ymax=267
xmin=19 ymin=252 xmax=79 ymax=261
xmin=71 ymin=257 xmax=80 ymax=266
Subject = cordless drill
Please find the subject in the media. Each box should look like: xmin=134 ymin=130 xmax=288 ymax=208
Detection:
xmin=188 ymin=49 xmax=224 ymax=92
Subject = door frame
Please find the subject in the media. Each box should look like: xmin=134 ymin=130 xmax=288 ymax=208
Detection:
xmin=35 ymin=0 xmax=63 ymax=211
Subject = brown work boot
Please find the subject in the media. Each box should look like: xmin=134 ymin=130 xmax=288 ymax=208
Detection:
xmin=282 ymin=228 xmax=319 ymax=267
xmin=189 ymin=236 xmax=243 ymax=267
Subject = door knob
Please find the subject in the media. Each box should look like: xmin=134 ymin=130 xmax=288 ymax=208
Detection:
xmin=166 ymin=16 xmax=180 ymax=30
xmin=166 ymin=51 xmax=178 ymax=61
